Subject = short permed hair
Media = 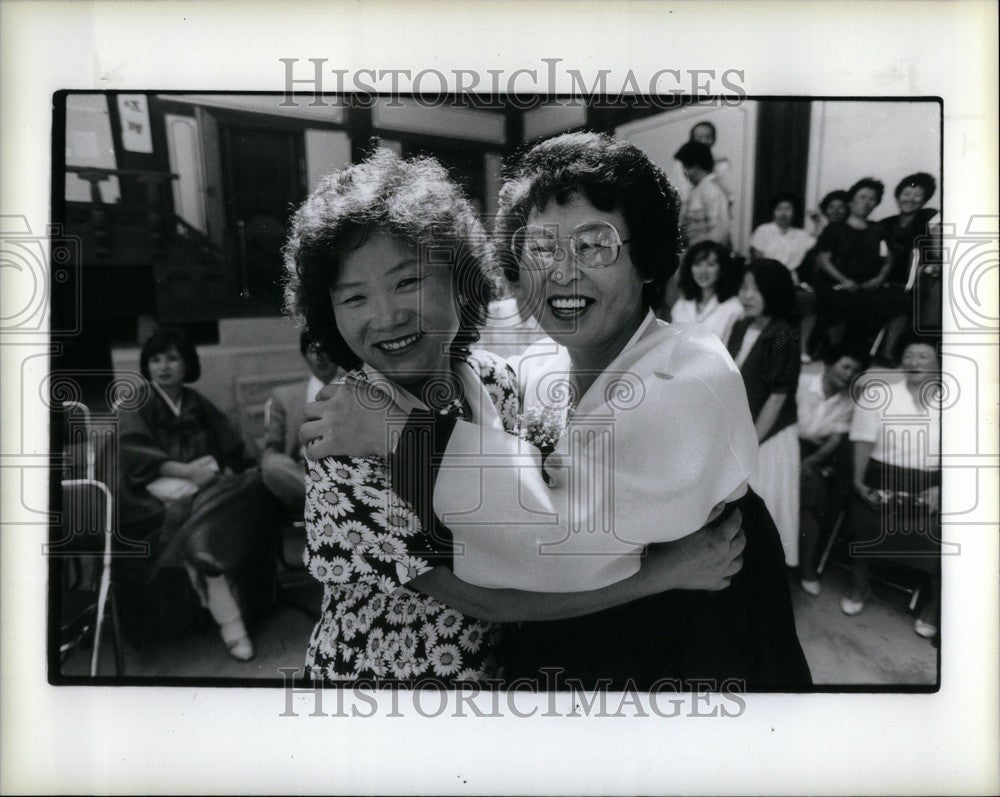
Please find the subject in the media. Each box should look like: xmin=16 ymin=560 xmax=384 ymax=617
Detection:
xmin=282 ymin=147 xmax=502 ymax=371
xmin=678 ymin=240 xmax=742 ymax=303
xmin=894 ymin=172 xmax=937 ymax=202
xmin=496 ymin=131 xmax=682 ymax=310
xmin=140 ymin=329 xmax=201 ymax=383
xmin=847 ymin=177 xmax=885 ymax=206
xmin=819 ymin=190 xmax=850 ymax=216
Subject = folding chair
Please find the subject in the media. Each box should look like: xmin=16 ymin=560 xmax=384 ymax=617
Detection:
xmin=58 ymin=400 xmax=125 ymax=676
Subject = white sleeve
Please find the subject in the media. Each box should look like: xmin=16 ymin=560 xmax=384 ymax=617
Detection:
xmin=849 ymin=400 xmax=881 ymax=443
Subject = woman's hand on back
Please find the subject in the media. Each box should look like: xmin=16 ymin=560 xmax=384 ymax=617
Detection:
xmin=640 ymin=509 xmax=745 ymax=592
xmin=300 ymin=380 xmax=395 ymax=461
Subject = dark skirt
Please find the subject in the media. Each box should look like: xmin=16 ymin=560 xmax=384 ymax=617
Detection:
xmin=115 ymin=468 xmax=276 ymax=644
xmin=847 ymin=460 xmax=941 ymax=573
xmin=499 ymin=488 xmax=813 ymax=691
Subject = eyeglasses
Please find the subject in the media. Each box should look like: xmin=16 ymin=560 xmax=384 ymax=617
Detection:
xmin=510 ymin=221 xmax=630 ymax=270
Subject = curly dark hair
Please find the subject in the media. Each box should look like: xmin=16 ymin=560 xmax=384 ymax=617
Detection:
xmin=818 ymin=190 xmax=850 ymax=216
xmin=745 ymin=259 xmax=800 ymax=324
xmin=678 ymin=240 xmax=742 ymax=303
xmin=282 ymin=147 xmax=502 ymax=371
xmin=894 ymin=171 xmax=937 ymax=202
xmin=140 ymin=329 xmax=200 ymax=382
xmin=496 ymin=131 xmax=682 ymax=310
xmin=847 ymin=177 xmax=885 ymax=206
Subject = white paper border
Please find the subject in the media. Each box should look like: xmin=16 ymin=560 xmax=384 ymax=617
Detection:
xmin=2 ymin=1 xmax=997 ymax=794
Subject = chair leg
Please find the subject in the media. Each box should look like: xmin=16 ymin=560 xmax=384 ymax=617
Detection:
xmin=90 ymin=564 xmax=111 ymax=677
xmin=817 ymin=510 xmax=845 ymax=577
xmin=109 ymin=590 xmax=125 ymax=676
xmin=909 ymin=582 xmax=923 ymax=612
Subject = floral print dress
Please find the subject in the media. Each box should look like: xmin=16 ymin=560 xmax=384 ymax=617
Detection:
xmin=303 ymin=349 xmax=519 ymax=683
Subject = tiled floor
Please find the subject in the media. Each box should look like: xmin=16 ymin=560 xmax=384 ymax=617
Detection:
xmin=61 ymin=562 xmax=937 ymax=686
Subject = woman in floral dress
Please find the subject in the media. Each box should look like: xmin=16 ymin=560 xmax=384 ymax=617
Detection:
xmin=283 ymin=148 xmax=745 ymax=684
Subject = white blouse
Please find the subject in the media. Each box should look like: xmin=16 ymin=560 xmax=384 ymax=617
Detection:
xmin=670 ymin=294 xmax=744 ymax=344
xmin=849 ymin=375 xmax=940 ymax=472
xmin=433 ymin=312 xmax=758 ymax=592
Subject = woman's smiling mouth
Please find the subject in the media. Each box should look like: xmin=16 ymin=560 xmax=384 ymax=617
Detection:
xmin=547 ymin=296 xmax=595 ymax=319
xmin=374 ymin=332 xmax=421 ymax=353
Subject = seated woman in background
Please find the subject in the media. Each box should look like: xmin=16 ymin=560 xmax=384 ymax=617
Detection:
xmin=728 ymin=259 xmax=802 ymax=567
xmin=876 ymin=172 xmax=940 ymax=361
xmin=749 ymin=193 xmax=816 ymax=278
xmin=117 ymin=329 xmax=268 ymax=661
xmin=841 ymin=336 xmax=941 ymax=640
xmin=750 ymin=193 xmax=818 ymax=363
xmin=796 ymin=344 xmax=867 ymax=595
xmin=669 ymin=240 xmax=744 ymax=342
xmin=807 ymin=189 xmax=849 ymax=238
xmin=813 ymin=178 xmax=906 ymax=356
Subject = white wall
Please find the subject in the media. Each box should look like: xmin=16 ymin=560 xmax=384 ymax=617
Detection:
xmin=304 ymin=129 xmax=352 ymax=191
xmin=805 ymin=101 xmax=941 ymax=220
xmin=372 ymin=98 xmax=506 ymax=144
xmin=523 ymin=104 xmax=587 ymax=141
xmin=616 ymin=102 xmax=758 ymax=252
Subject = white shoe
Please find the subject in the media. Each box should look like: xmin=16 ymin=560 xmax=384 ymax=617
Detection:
xmin=220 ymin=619 xmax=255 ymax=661
xmin=224 ymin=633 xmax=255 ymax=661
xmin=914 ymin=618 xmax=938 ymax=639
xmin=840 ymin=592 xmax=869 ymax=616
xmin=799 ymin=579 xmax=821 ymax=597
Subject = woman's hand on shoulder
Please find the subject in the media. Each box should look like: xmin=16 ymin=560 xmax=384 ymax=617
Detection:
xmin=300 ymin=380 xmax=395 ymax=461
xmin=640 ymin=508 xmax=745 ymax=593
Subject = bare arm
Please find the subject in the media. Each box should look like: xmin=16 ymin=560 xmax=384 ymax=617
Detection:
xmin=409 ymin=509 xmax=744 ymax=623
xmin=815 ymin=251 xmax=856 ymax=287
xmin=862 ymin=250 xmax=894 ymax=288
xmin=852 ymin=439 xmax=878 ymax=505
xmin=804 ymin=432 xmax=844 ymax=468
xmin=755 ymin=393 xmax=787 ymax=442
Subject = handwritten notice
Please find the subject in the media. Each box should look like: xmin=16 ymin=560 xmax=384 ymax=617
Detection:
xmin=117 ymin=94 xmax=153 ymax=153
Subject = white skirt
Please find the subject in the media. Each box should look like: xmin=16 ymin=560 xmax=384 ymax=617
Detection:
xmin=750 ymin=424 xmax=801 ymax=566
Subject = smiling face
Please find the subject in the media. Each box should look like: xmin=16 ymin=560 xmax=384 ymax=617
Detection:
xmin=147 ymin=346 xmax=186 ymax=391
xmin=690 ymin=251 xmax=721 ymax=296
xmin=901 ymin=342 xmax=939 ymax=386
xmin=519 ymin=193 xmax=649 ymax=365
xmin=773 ymin=201 xmax=795 ymax=230
xmin=825 ymin=198 xmax=848 ymax=224
xmin=896 ymin=185 xmax=927 ymax=215
xmin=329 ymin=232 xmax=459 ymax=389
xmin=738 ymin=272 xmax=766 ymax=319
xmin=849 ymin=187 xmax=879 ymax=220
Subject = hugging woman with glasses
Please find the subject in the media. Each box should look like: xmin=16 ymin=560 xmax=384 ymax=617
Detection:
xmin=303 ymin=135 xmax=810 ymax=690
xmin=284 ymin=148 xmax=743 ymax=684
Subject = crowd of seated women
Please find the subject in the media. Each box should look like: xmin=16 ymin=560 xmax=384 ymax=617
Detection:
xmin=664 ymin=227 xmax=942 ymax=640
